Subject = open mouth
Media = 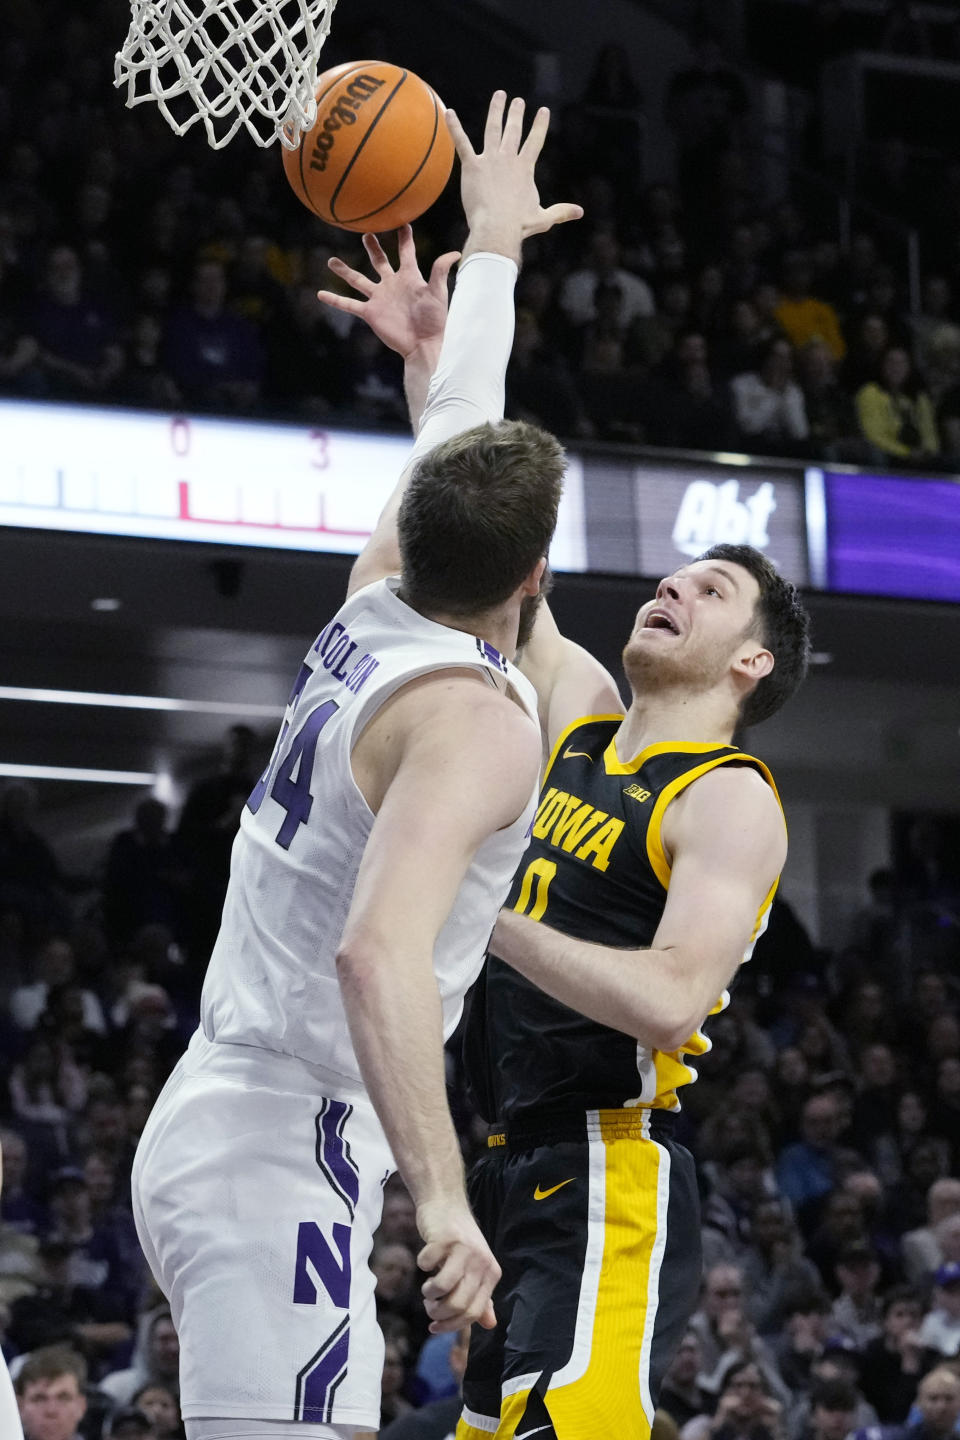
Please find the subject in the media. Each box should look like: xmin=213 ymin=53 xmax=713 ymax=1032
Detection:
xmin=643 ymin=609 xmax=680 ymax=635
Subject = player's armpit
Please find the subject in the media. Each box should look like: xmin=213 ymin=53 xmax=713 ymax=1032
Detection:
xmin=518 ymin=600 xmax=623 ymax=753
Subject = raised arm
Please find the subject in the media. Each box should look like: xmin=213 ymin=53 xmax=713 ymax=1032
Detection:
xmin=316 ymin=92 xmax=581 ymax=598
xmin=489 ymin=764 xmax=786 ymax=1050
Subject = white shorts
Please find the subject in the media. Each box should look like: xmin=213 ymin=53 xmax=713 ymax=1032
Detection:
xmin=132 ymin=1031 xmax=395 ymax=1433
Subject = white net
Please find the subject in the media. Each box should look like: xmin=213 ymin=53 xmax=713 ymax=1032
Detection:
xmin=114 ymin=0 xmax=340 ymax=150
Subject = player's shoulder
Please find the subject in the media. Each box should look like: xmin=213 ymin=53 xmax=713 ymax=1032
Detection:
xmin=672 ymin=757 xmax=783 ymax=838
xmin=388 ymin=666 xmax=539 ymax=757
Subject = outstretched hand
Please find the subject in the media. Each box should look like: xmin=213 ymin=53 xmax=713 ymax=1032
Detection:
xmin=446 ymin=91 xmax=583 ymax=261
xmin=316 ymin=226 xmax=460 ymax=358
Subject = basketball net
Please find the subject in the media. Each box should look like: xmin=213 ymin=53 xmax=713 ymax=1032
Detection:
xmin=114 ymin=0 xmax=339 ymax=149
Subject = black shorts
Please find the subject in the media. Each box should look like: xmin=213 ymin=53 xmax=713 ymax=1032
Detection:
xmin=457 ymin=1109 xmax=702 ymax=1440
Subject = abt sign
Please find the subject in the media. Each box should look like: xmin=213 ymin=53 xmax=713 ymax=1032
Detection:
xmin=672 ymin=479 xmax=776 ymax=556
xmin=633 ymin=466 xmax=809 ymax=586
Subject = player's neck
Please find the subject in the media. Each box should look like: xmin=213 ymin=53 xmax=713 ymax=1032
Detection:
xmin=615 ymin=689 xmax=738 ymax=760
xmin=420 ymin=603 xmax=517 ymax=661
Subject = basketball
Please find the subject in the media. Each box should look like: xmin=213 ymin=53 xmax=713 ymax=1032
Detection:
xmin=281 ymin=60 xmax=455 ymax=232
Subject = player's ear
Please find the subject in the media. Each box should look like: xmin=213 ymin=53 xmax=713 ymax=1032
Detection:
xmin=733 ymin=641 xmax=774 ymax=684
xmin=520 ymin=556 xmax=547 ymax=597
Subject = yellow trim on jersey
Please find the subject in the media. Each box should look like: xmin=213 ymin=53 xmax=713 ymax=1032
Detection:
xmin=602 ymin=737 xmax=734 ymax=776
xmin=645 ymin=753 xmax=784 ymax=890
xmin=544 ymin=1114 xmax=662 ymax=1439
xmin=543 ymin=714 xmax=626 ymax=787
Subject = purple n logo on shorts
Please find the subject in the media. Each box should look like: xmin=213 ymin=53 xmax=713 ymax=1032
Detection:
xmin=294 ymin=1316 xmax=350 ymax=1423
xmin=315 ymin=1099 xmax=360 ymax=1220
xmin=293 ymin=1219 xmax=351 ymax=1307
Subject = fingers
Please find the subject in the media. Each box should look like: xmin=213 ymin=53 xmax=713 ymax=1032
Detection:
xmin=361 ymin=232 xmax=392 ymax=277
xmin=519 ymin=104 xmax=551 ymax=161
xmin=482 ymin=89 xmax=508 ymax=152
xmin=500 ymin=95 xmax=526 ymax=152
xmin=395 ymin=224 xmax=416 ymax=267
xmin=528 ymin=202 xmax=585 ymax=236
xmin=315 ymin=288 xmax=366 ymax=318
xmin=445 ymin=107 xmax=475 ymax=164
xmin=326 ymin=255 xmax=375 ymax=297
xmin=427 ymin=250 xmax=461 ymax=296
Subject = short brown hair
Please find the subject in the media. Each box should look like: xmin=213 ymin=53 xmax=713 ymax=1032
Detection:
xmin=14 ymin=1345 xmax=87 ymax=1395
xmin=398 ymin=420 xmax=564 ymax=617
xmin=697 ymin=543 xmax=810 ymax=726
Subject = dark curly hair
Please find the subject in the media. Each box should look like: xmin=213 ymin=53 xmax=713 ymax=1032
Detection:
xmin=697 ymin=543 xmax=811 ymax=726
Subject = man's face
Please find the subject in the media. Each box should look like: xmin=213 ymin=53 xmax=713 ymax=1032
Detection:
xmin=801 ymin=1096 xmax=841 ymax=1146
xmin=149 ymin=1318 xmax=180 ymax=1376
xmin=703 ymin=1267 xmax=744 ymax=1321
xmin=18 ymin=1373 xmax=87 ymax=1440
xmin=623 ymin=561 xmax=766 ymax=704
xmin=134 ymin=1387 xmax=179 ymax=1435
xmin=814 ymin=1404 xmax=858 ymax=1440
xmin=936 ymin=1280 xmax=960 ymax=1319
xmin=885 ymin=1300 xmax=922 ymax=1340
xmin=668 ymin=1334 xmax=701 ymax=1385
xmin=918 ymin=1374 xmax=960 ymax=1436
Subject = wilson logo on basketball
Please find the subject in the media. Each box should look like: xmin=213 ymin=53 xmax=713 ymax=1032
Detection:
xmin=310 ymin=75 xmax=386 ymax=172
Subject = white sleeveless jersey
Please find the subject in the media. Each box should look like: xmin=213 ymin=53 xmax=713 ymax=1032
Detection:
xmin=200 ymin=576 xmax=539 ymax=1084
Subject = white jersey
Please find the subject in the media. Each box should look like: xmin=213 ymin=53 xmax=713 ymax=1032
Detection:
xmin=200 ymin=575 xmax=539 ymax=1084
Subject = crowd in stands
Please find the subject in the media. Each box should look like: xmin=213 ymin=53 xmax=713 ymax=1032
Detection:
xmin=2 ymin=743 xmax=960 ymax=1439
xmin=3 ymin=4 xmax=960 ymax=468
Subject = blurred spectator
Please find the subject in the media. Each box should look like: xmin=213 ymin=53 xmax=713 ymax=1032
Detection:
xmin=859 ymin=1286 xmax=926 ymax=1423
xmin=797 ymin=339 xmax=864 ymax=461
xmin=681 ymin=1359 xmax=787 ymax=1440
xmin=898 ymin=1367 xmax=960 ymax=1440
xmin=8 ymin=1236 xmax=130 ymax=1360
xmin=14 ymin=1345 xmax=88 ymax=1440
xmin=665 ymin=27 xmax=750 ymax=233
xmin=829 ymin=1244 xmax=884 ymax=1350
xmin=129 ymin=1383 xmax=181 ymax=1440
xmin=660 ymin=1330 xmax=712 ymax=1429
xmin=8 ymin=1037 xmax=86 ymax=1133
xmin=102 ymin=801 xmax=184 ymax=952
xmin=380 ymin=1336 xmax=413 ymax=1430
xmin=855 ymin=348 xmax=939 ymax=464
xmin=917 ymin=1263 xmax=960 ymax=1359
xmin=842 ymin=315 xmax=891 ymax=394
xmin=162 ymin=259 xmax=264 ymax=412
xmin=175 ymin=724 xmax=260 ymax=988
xmin=0 ymin=1129 xmax=43 ymax=1236
xmin=20 ymin=246 xmax=122 ymax=400
xmin=100 ymin=1307 xmax=178 ymax=1407
xmin=10 ymin=939 xmax=106 ymax=1037
xmin=113 ymin=314 xmax=180 ymax=411
xmin=380 ymin=1326 xmax=469 ymax=1439
xmin=0 ymin=786 xmax=72 ymax=934
xmin=731 ymin=338 xmax=810 ymax=454
xmin=558 ymin=230 xmax=655 ymax=329
xmin=506 ymin=308 xmax=592 ymax=438
xmin=644 ymin=330 xmax=737 ymax=451
xmin=798 ymin=1379 xmax=862 ymax=1440
xmin=688 ymin=1264 xmax=792 ymax=1405
xmin=774 ymin=253 xmax=846 ymax=361
xmin=776 ymin=1093 xmax=850 ymax=1218
xmin=741 ymin=1198 xmax=824 ymax=1336
xmin=108 ymin=1407 xmax=156 ymax=1440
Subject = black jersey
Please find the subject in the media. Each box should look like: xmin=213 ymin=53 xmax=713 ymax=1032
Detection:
xmin=463 ymin=715 xmax=782 ymax=1122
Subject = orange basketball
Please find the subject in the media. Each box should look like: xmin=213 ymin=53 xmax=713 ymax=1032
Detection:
xmin=282 ymin=60 xmax=455 ymax=232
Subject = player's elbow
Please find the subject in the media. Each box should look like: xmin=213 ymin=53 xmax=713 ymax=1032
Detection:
xmin=648 ymin=1012 xmax=702 ymax=1053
